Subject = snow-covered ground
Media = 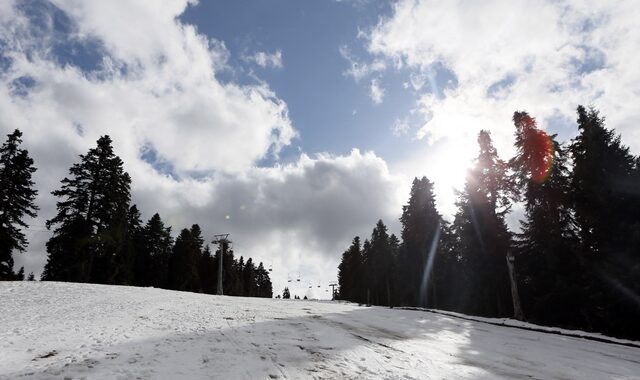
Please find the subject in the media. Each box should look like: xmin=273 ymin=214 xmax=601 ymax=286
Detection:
xmin=2 ymin=282 xmax=639 ymax=379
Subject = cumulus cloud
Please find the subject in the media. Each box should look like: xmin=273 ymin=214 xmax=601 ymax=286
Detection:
xmin=19 ymin=147 xmax=405 ymax=296
xmin=2 ymin=1 xmax=296 ymax=174
xmin=163 ymin=149 xmax=403 ymax=293
xmin=365 ymin=0 xmax=640 ymax=155
xmin=337 ymin=0 xmax=640 ymax=221
xmin=0 ymin=0 xmax=405 ymax=291
xmin=245 ymin=50 xmax=283 ymax=69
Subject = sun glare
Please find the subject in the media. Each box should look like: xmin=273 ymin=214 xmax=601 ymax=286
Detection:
xmin=425 ymin=140 xmax=476 ymax=214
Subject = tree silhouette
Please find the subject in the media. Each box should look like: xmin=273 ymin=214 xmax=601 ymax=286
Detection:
xmin=43 ymin=136 xmax=131 ymax=283
xmin=0 ymin=129 xmax=38 ymax=280
xmin=510 ymin=111 xmax=582 ymax=327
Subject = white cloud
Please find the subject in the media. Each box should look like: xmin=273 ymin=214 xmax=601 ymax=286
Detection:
xmin=0 ymin=1 xmax=406 ymax=291
xmin=245 ymin=50 xmax=283 ymax=69
xmin=1 ymin=1 xmax=295 ymax=174
xmin=17 ymin=148 xmax=405 ymax=296
xmin=366 ymin=0 xmax=640 ymax=154
xmin=391 ymin=118 xmax=409 ymax=136
xmin=369 ymin=78 xmax=385 ymax=104
xmin=348 ymin=0 xmax=640 ymax=220
xmin=339 ymin=45 xmax=386 ymax=82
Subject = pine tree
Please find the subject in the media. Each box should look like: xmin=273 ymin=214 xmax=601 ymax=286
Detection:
xmin=452 ymin=130 xmax=513 ymax=317
xmin=365 ymin=220 xmax=394 ymax=306
xmin=15 ymin=266 xmax=24 ymax=280
xmin=234 ymin=256 xmax=245 ymax=295
xmin=510 ymin=111 xmax=581 ymax=326
xmin=360 ymin=238 xmax=371 ymax=305
xmin=570 ymin=106 xmax=637 ymax=255
xmin=0 ymin=129 xmax=38 ymax=280
xmin=338 ymin=236 xmax=362 ymax=303
xmin=43 ymin=136 xmax=131 ymax=283
xmin=430 ymin=222 xmax=458 ymax=311
xmin=199 ymin=245 xmax=216 ymax=294
xmin=243 ymin=258 xmax=256 ymax=297
xmin=26 ymin=272 xmax=35 ymax=281
xmin=134 ymin=213 xmax=173 ymax=288
xmin=41 ymin=217 xmax=91 ymax=281
xmin=168 ymin=225 xmax=203 ymax=292
xmin=388 ymin=233 xmax=401 ymax=306
xmin=255 ymin=262 xmax=273 ymax=298
xmin=282 ymin=287 xmax=290 ymax=299
xmin=110 ymin=205 xmax=142 ymax=285
xmin=569 ymin=106 xmax=640 ymax=337
xmin=397 ymin=177 xmax=443 ymax=307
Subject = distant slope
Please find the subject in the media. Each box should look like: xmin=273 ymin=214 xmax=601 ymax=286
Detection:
xmin=1 ymin=282 xmax=639 ymax=379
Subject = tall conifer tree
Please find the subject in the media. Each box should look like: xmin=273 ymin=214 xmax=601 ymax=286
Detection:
xmin=338 ymin=236 xmax=362 ymax=302
xmin=397 ymin=177 xmax=443 ymax=307
xmin=569 ymin=106 xmax=640 ymax=337
xmin=510 ymin=112 xmax=581 ymax=326
xmin=453 ymin=130 xmax=513 ymax=317
xmin=0 ymin=129 xmax=38 ymax=280
xmin=43 ymin=136 xmax=131 ymax=282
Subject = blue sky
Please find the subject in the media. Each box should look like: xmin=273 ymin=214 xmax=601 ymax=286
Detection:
xmin=180 ymin=0 xmax=422 ymax=165
xmin=1 ymin=0 xmax=639 ymax=296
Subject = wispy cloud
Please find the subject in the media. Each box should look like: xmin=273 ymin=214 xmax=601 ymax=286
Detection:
xmin=369 ymin=78 xmax=385 ymax=104
xmin=339 ymin=45 xmax=386 ymax=82
xmin=392 ymin=118 xmax=410 ymax=136
xmin=245 ymin=50 xmax=283 ymax=69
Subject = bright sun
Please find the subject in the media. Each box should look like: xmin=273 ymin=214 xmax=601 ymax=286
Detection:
xmin=424 ymin=140 xmax=476 ymax=216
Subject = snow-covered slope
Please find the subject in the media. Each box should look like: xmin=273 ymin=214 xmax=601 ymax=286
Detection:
xmin=1 ymin=282 xmax=639 ymax=379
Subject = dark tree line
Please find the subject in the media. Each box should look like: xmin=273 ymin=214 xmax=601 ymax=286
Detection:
xmin=0 ymin=131 xmax=271 ymax=298
xmin=338 ymin=106 xmax=640 ymax=340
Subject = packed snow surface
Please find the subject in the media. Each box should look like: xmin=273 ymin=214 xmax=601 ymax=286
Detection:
xmin=2 ymin=282 xmax=639 ymax=379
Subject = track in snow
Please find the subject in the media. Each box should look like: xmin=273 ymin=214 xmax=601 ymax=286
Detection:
xmin=1 ymin=282 xmax=639 ymax=379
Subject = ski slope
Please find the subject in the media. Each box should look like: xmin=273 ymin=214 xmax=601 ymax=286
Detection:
xmin=1 ymin=282 xmax=639 ymax=379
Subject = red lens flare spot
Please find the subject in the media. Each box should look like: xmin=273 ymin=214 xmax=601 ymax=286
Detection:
xmin=529 ymin=130 xmax=554 ymax=183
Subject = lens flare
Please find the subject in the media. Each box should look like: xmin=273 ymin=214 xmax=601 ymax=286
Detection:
xmin=530 ymin=130 xmax=555 ymax=183
xmin=514 ymin=112 xmax=556 ymax=183
xmin=419 ymin=222 xmax=441 ymax=307
xmin=517 ymin=113 xmax=555 ymax=183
